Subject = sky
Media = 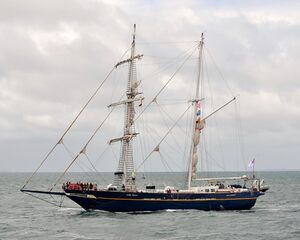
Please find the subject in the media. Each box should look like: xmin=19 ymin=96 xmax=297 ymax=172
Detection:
xmin=0 ymin=0 xmax=300 ymax=172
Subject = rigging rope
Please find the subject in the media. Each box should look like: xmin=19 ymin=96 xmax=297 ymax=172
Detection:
xmin=204 ymin=45 xmax=235 ymax=98
xmin=132 ymin=46 xmax=198 ymax=125
xmin=136 ymin=103 xmax=193 ymax=171
xmin=157 ymin=103 xmax=189 ymax=136
xmin=137 ymin=40 xmax=198 ymax=45
xmin=83 ymin=153 xmax=108 ymax=184
xmin=24 ymin=192 xmax=65 ymax=208
xmin=90 ymin=143 xmax=111 ymax=170
xmin=49 ymin=104 xmax=116 ymax=191
xmin=62 ymin=143 xmax=96 ymax=181
xmin=158 ymin=152 xmax=174 ymax=172
xmin=140 ymin=43 xmax=198 ymax=82
xmin=202 ymin=51 xmax=225 ymax=172
xmin=22 ymin=47 xmax=130 ymax=189
xmin=156 ymin=104 xmax=186 ymax=157
xmin=234 ymin=99 xmax=247 ymax=170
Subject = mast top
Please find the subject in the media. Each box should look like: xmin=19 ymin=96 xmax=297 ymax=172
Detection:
xmin=133 ymin=24 xmax=136 ymax=44
xmin=200 ymin=32 xmax=204 ymax=46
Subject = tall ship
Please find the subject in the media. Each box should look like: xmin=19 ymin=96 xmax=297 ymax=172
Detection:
xmin=21 ymin=25 xmax=269 ymax=212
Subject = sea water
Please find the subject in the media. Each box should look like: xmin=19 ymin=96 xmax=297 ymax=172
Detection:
xmin=0 ymin=171 xmax=299 ymax=240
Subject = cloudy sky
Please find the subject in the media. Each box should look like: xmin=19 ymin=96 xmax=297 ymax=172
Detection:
xmin=1 ymin=0 xmax=299 ymax=172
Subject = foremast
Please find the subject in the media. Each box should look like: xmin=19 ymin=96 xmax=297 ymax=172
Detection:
xmin=111 ymin=24 xmax=142 ymax=191
xmin=187 ymin=33 xmax=205 ymax=190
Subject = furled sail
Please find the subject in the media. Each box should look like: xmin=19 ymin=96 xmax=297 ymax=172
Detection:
xmin=191 ymin=101 xmax=205 ymax=179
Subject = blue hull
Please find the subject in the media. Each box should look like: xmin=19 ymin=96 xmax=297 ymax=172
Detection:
xmin=65 ymin=190 xmax=263 ymax=212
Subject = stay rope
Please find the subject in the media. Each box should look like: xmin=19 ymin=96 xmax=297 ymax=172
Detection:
xmin=136 ymin=103 xmax=193 ymax=171
xmin=22 ymin=47 xmax=130 ymax=189
xmin=49 ymin=104 xmax=117 ymax=191
xmin=132 ymin=45 xmax=198 ymax=125
xmin=24 ymin=192 xmax=66 ymax=208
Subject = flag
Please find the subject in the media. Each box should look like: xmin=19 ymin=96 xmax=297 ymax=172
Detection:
xmin=196 ymin=101 xmax=201 ymax=116
xmin=248 ymin=158 xmax=255 ymax=168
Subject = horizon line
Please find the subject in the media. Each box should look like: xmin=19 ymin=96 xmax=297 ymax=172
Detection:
xmin=1 ymin=169 xmax=300 ymax=173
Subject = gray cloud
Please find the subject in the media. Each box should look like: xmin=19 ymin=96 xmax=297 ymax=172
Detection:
xmin=0 ymin=0 xmax=299 ymax=173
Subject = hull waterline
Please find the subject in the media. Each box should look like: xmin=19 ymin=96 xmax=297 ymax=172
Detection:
xmin=65 ymin=190 xmax=263 ymax=212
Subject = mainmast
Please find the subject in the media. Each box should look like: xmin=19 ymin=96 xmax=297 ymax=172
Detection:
xmin=187 ymin=33 xmax=205 ymax=190
xmin=110 ymin=24 xmax=143 ymax=191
